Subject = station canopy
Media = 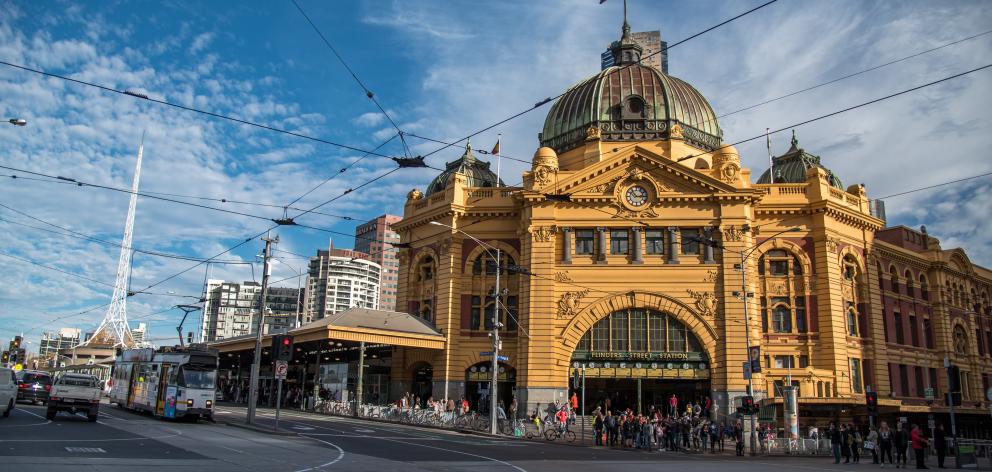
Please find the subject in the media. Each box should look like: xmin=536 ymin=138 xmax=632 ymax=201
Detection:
xmin=208 ymin=307 xmax=446 ymax=353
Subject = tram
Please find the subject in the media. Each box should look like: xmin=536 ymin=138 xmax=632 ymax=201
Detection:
xmin=109 ymin=344 xmax=218 ymax=421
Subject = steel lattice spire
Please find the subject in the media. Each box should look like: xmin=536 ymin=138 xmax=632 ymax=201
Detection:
xmin=86 ymin=132 xmax=144 ymax=348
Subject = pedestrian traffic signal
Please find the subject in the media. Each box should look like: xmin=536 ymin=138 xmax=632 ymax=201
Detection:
xmin=866 ymin=391 xmax=878 ymax=413
xmin=272 ymin=335 xmax=294 ymax=362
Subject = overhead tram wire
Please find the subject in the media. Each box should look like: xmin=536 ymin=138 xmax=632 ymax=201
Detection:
xmin=0 ymin=61 xmax=400 ymax=160
xmin=404 ymin=133 xmax=532 ymax=165
xmin=687 ymin=28 xmax=992 ymax=131
xmin=411 ymin=0 xmax=780 ymax=164
xmin=283 ymin=132 xmax=400 ymax=209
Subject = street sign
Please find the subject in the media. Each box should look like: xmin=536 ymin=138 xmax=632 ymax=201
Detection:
xmin=497 ymin=355 xmax=509 ymax=361
xmin=274 ymin=360 xmax=288 ymax=380
xmin=928 ymin=419 xmax=936 ymax=429
xmin=899 ymin=416 xmax=908 ymax=424
xmin=480 ymin=351 xmax=494 ymax=356
xmin=925 ymin=387 xmax=935 ymax=400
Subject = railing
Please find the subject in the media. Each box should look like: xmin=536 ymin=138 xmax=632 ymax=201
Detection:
xmin=310 ymin=401 xmax=514 ymax=435
xmin=776 ymin=185 xmax=807 ymax=195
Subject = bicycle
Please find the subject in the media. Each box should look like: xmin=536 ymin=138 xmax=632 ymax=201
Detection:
xmin=544 ymin=424 xmax=576 ymax=442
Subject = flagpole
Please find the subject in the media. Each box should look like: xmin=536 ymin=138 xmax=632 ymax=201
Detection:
xmin=766 ymin=128 xmax=774 ymax=184
xmin=495 ymin=133 xmax=502 ymax=187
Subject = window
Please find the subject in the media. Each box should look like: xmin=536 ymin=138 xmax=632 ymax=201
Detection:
xmin=914 ymin=366 xmax=925 ymax=397
xmin=905 ymin=270 xmax=915 ymax=298
xmin=922 ymin=318 xmax=932 ymax=349
xmin=760 ymin=298 xmax=769 ymax=333
xmin=610 ymin=229 xmax=629 ymax=255
xmin=898 ymin=364 xmax=909 ymax=396
xmin=920 ymin=276 xmax=929 ymax=300
xmin=681 ymin=228 xmax=700 ymax=255
xmin=645 ymin=230 xmax=664 ymax=255
xmin=575 ymin=230 xmax=595 ymax=255
xmin=799 ymin=355 xmax=809 ymax=368
xmin=668 ymin=319 xmax=687 ymax=352
xmin=846 ymin=306 xmax=859 ymax=336
xmin=909 ymin=315 xmax=919 ymax=347
xmin=773 ymin=305 xmax=792 ymax=333
xmin=850 ymin=358 xmax=863 ymax=393
xmin=774 ymin=355 xmax=795 ymax=369
xmin=629 ymin=310 xmax=646 ymax=351
xmin=506 ymin=296 xmax=518 ymax=331
xmin=648 ymin=312 xmax=666 ymax=351
xmin=929 ymin=368 xmax=939 ymax=397
xmin=889 ymin=267 xmax=899 ymax=294
xmin=795 ymin=297 xmax=807 ymax=333
xmin=611 ymin=311 xmax=628 ymax=351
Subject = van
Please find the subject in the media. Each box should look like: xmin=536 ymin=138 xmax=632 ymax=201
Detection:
xmin=0 ymin=368 xmax=15 ymax=417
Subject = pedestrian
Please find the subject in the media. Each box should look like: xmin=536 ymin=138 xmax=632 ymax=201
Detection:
xmin=879 ymin=421 xmax=894 ymax=467
xmin=735 ymin=421 xmax=745 ymax=456
xmin=509 ymin=396 xmax=518 ymax=421
xmin=704 ymin=396 xmax=712 ymax=418
xmin=668 ymin=393 xmax=678 ymax=417
xmin=606 ymin=410 xmax=618 ymax=446
xmin=934 ymin=424 xmax=947 ymax=469
xmin=709 ymin=421 xmax=718 ymax=453
xmin=896 ymin=422 xmax=910 ymax=468
xmin=910 ymin=424 xmax=929 ymax=469
xmin=700 ymin=421 xmax=709 ymax=452
xmin=570 ymin=392 xmax=578 ymax=411
xmin=593 ymin=408 xmax=604 ymax=446
xmin=867 ymin=426 xmax=879 ymax=464
xmin=852 ymin=424 xmax=862 ymax=463
xmin=830 ymin=422 xmax=842 ymax=464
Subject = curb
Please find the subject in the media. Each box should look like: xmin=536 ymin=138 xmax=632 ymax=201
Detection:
xmin=224 ymin=420 xmax=298 ymax=436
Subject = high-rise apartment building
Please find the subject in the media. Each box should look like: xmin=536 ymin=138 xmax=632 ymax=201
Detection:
xmin=131 ymin=322 xmax=147 ymax=345
xmin=354 ymin=214 xmax=403 ymax=310
xmin=39 ymin=328 xmax=81 ymax=361
xmin=303 ymin=240 xmax=382 ymax=323
xmin=602 ymin=30 xmax=667 ymax=73
xmin=200 ymin=280 xmax=301 ymax=342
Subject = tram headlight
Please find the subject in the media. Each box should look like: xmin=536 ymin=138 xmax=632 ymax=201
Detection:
xmin=187 ymin=399 xmax=194 ymax=407
xmin=206 ymin=400 xmax=213 ymax=408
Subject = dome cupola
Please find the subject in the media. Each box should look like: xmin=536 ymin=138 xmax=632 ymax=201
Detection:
xmin=756 ymin=131 xmax=843 ymax=188
xmin=424 ymin=140 xmax=504 ymax=196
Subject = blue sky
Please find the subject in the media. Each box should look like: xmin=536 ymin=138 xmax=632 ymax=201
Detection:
xmin=1 ymin=0 xmax=990 ymax=348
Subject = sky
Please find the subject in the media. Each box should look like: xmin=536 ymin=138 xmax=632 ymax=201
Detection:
xmin=1 ymin=0 xmax=990 ymax=350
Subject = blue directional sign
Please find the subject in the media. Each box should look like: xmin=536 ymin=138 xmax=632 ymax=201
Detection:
xmin=480 ymin=351 xmax=494 ymax=356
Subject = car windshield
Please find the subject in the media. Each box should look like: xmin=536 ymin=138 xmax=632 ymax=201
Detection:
xmin=179 ymin=368 xmax=215 ymax=389
xmin=19 ymin=373 xmax=51 ymax=384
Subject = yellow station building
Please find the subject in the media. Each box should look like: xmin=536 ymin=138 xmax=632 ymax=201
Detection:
xmin=389 ymin=20 xmax=992 ymax=433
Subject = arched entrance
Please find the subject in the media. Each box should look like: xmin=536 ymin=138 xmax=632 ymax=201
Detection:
xmin=465 ymin=362 xmax=516 ymax=415
xmin=572 ymin=308 xmax=710 ymax=415
xmin=410 ymin=362 xmax=433 ymax=406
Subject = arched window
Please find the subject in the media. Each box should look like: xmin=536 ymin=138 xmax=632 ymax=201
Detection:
xmin=953 ymin=325 xmax=969 ymax=355
xmin=904 ymin=270 xmax=915 ymax=298
xmin=576 ymin=310 xmax=707 ymax=358
xmin=847 ymin=305 xmax=859 ymax=336
xmin=920 ymin=275 xmax=929 ymax=301
xmin=842 ymin=255 xmax=865 ymax=337
xmin=889 ymin=267 xmax=899 ymax=294
xmin=467 ymin=251 xmax=518 ymax=332
xmin=758 ymin=248 xmax=809 ymax=334
xmin=412 ymin=255 xmax=437 ymax=323
xmin=877 ymin=262 xmax=885 ymax=292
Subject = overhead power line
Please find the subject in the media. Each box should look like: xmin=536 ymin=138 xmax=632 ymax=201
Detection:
xmin=413 ymin=0 xmax=780 ymax=163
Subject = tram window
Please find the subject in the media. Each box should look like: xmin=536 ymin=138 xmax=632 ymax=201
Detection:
xmin=178 ymin=367 xmax=216 ymax=389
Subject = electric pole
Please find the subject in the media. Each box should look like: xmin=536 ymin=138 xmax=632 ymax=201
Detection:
xmin=247 ymin=231 xmax=277 ymax=425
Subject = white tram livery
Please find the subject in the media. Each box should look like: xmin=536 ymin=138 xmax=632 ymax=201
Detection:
xmin=110 ymin=345 xmax=218 ymax=421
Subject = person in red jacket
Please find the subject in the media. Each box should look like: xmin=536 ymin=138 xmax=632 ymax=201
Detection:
xmin=910 ymin=424 xmax=930 ymax=469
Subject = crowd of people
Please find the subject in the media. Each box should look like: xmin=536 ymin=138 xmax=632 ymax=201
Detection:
xmin=826 ymin=420 xmax=949 ymax=469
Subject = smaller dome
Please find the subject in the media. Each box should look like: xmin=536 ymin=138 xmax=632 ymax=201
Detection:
xmin=757 ymin=132 xmax=843 ymax=189
xmin=532 ymin=147 xmax=558 ymax=169
xmin=425 ymin=141 xmax=504 ymax=196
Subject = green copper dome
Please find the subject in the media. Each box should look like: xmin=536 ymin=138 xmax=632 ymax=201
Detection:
xmin=425 ymin=141 xmax=504 ymax=196
xmin=757 ymin=132 xmax=843 ymax=189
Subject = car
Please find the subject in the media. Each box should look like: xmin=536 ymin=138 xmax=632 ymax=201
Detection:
xmin=15 ymin=370 xmax=52 ymax=404
xmin=47 ymin=373 xmax=102 ymax=422
xmin=0 ymin=368 xmax=15 ymax=417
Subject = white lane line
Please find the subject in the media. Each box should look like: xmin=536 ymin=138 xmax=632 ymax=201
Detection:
xmin=302 ymin=433 xmax=443 ymax=440
xmin=294 ymin=436 xmax=345 ymax=471
xmin=14 ymin=407 xmax=49 ymax=421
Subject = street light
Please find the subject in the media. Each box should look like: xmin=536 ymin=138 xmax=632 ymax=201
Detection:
xmin=429 ymin=220 xmax=504 ymax=435
xmin=698 ymin=225 xmax=801 ymax=455
xmin=7 ymin=118 xmax=26 ymax=126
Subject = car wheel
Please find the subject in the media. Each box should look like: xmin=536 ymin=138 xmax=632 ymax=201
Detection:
xmin=45 ymin=408 xmax=56 ymax=421
xmin=2 ymin=399 xmax=11 ymax=417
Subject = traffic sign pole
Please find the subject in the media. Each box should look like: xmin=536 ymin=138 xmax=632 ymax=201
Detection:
xmin=274 ymin=360 xmax=288 ymax=432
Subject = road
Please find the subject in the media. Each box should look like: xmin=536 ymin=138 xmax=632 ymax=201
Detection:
xmin=0 ymin=401 xmax=895 ymax=471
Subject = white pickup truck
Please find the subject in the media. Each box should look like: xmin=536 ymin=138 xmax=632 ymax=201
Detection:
xmin=46 ymin=373 xmax=102 ymax=422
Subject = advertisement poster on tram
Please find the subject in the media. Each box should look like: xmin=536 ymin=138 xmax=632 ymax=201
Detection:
xmin=164 ymin=385 xmax=177 ymax=418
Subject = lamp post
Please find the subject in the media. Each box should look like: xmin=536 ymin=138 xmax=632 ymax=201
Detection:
xmin=698 ymin=225 xmax=801 ymax=455
xmin=429 ymin=221 xmax=503 ymax=435
xmin=6 ymin=118 xmax=26 ymax=126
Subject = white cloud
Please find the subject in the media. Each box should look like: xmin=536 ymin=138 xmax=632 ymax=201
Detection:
xmin=189 ymin=32 xmax=214 ymax=54
xmin=354 ymin=111 xmax=386 ymax=127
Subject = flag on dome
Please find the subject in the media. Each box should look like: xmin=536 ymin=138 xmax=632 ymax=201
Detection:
xmin=491 ymin=138 xmax=500 ymax=156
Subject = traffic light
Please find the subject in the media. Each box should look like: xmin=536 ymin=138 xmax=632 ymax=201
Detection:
xmin=8 ymin=349 xmax=18 ymax=364
xmin=866 ymin=391 xmax=878 ymax=413
xmin=11 ymin=336 xmax=22 ymax=349
xmin=1 ymin=351 xmax=8 ymax=363
xmin=740 ymin=395 xmax=756 ymax=415
xmin=272 ymin=335 xmax=294 ymax=362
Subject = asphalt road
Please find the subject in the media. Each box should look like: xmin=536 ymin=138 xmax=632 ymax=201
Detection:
xmin=0 ymin=400 xmax=908 ymax=471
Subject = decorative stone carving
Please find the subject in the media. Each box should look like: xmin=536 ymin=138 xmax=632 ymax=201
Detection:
xmin=593 ymin=174 xmax=624 ymax=194
xmin=669 ymin=122 xmax=684 ymax=140
xmin=586 ymin=126 xmax=602 ymax=141
xmin=533 ymin=165 xmax=556 ymax=187
xmin=722 ymin=225 xmax=746 ymax=242
xmin=841 ymin=283 xmax=854 ymax=302
xmin=407 ymin=188 xmax=423 ymax=200
xmin=719 ymin=162 xmax=741 ymax=184
xmin=557 ymin=289 xmax=590 ymax=319
xmin=626 ymin=168 xmax=645 ymax=181
xmin=437 ymin=239 xmax=452 ymax=256
xmin=612 ymin=203 xmax=659 ymax=219
xmin=686 ymin=289 xmax=717 ymax=317
xmin=532 ymin=225 xmax=558 ymax=243
xmin=825 ymin=237 xmax=841 ymax=253
xmin=704 ymin=270 xmax=718 ymax=283
xmin=768 ymin=281 xmax=789 ymax=296
xmin=554 ymin=271 xmax=573 ymax=283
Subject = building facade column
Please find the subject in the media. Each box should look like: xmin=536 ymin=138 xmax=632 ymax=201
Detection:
xmin=703 ymin=226 xmax=716 ymax=264
xmin=561 ymin=227 xmax=572 ymax=264
xmin=667 ymin=226 xmax=680 ymax=264
xmin=631 ymin=227 xmax=644 ymax=264
xmin=596 ymin=227 xmax=608 ymax=264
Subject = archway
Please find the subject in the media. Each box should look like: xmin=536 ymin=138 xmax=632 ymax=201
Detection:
xmin=572 ymin=308 xmax=710 ymax=416
xmin=410 ymin=362 xmax=433 ymax=407
xmin=465 ymin=361 xmax=516 ymax=415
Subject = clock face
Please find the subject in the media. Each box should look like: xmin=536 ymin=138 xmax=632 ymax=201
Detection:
xmin=625 ymin=185 xmax=648 ymax=207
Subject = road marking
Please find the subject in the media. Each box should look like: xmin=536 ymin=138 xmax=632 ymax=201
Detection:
xmin=14 ymin=407 xmax=49 ymax=421
xmin=65 ymin=447 xmax=106 ymax=453
xmin=294 ymin=436 xmax=345 ymax=471
xmin=293 ymin=425 xmax=316 ymax=431
xmin=354 ymin=435 xmax=528 ymax=472
xmin=354 ymin=428 xmax=375 ymax=433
